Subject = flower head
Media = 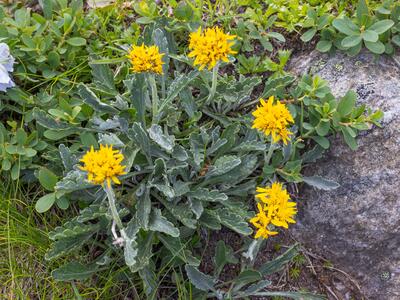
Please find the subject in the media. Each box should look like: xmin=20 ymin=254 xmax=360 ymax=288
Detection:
xmin=252 ymin=96 xmax=294 ymax=144
xmin=188 ymin=26 xmax=236 ymax=70
xmin=250 ymin=203 xmax=279 ymax=239
xmin=80 ymin=144 xmax=126 ymax=187
xmin=127 ymin=44 xmax=164 ymax=74
xmin=250 ymin=182 xmax=297 ymax=239
xmin=0 ymin=43 xmax=15 ymax=92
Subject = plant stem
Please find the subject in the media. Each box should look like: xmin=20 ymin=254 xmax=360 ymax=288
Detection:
xmin=148 ymin=74 xmax=158 ymax=124
xmin=104 ymin=184 xmax=127 ymax=240
xmin=264 ymin=137 xmax=275 ymax=165
xmin=206 ymin=64 xmax=219 ymax=105
xmin=300 ymin=98 xmax=304 ymax=136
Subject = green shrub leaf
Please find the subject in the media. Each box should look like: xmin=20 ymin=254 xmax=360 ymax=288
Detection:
xmin=337 ymin=90 xmax=357 ymax=117
xmin=159 ymin=235 xmax=200 ymax=266
xmin=38 ymin=168 xmax=58 ymax=191
xmin=136 ymin=185 xmax=151 ymax=229
xmin=35 ymin=193 xmax=56 ymax=213
xmin=364 ymin=40 xmax=385 ymax=54
xmin=341 ymin=35 xmax=361 ymax=48
xmin=368 ymin=19 xmax=394 ymax=34
xmin=300 ymin=28 xmax=316 ymax=42
xmin=361 ymin=30 xmax=378 ymax=42
xmin=316 ymin=40 xmax=332 ymax=52
xmin=66 ymin=37 xmax=87 ymax=47
xmin=332 ymin=18 xmax=359 ymax=36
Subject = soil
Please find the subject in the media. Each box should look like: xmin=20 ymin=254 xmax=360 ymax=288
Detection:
xmin=199 ymin=228 xmax=365 ymax=300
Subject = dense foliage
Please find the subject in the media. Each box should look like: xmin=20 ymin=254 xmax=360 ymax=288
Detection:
xmin=0 ymin=0 xmax=390 ymax=298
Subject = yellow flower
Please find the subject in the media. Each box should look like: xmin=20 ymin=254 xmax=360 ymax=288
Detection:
xmin=250 ymin=203 xmax=278 ymax=239
xmin=252 ymin=96 xmax=294 ymax=145
xmin=256 ymin=182 xmax=297 ymax=229
xmin=250 ymin=182 xmax=297 ymax=239
xmin=188 ymin=26 xmax=237 ymax=70
xmin=79 ymin=144 xmax=126 ymax=187
xmin=127 ymin=44 xmax=164 ymax=74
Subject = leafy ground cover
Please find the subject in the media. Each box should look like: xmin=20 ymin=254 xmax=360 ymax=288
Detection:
xmin=0 ymin=0 xmax=397 ymax=299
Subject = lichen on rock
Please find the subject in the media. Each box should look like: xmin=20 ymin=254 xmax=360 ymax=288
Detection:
xmin=290 ymin=50 xmax=400 ymax=300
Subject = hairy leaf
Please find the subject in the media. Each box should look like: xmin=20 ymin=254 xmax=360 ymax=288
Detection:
xmin=259 ymin=244 xmax=299 ymax=275
xmin=158 ymin=235 xmax=200 ymax=266
xmin=148 ymin=124 xmax=175 ymax=153
xmin=185 ymin=265 xmax=216 ymax=292
xmin=136 ymin=185 xmax=151 ymax=229
xmin=215 ymin=208 xmax=252 ymax=236
xmin=158 ymin=70 xmax=198 ymax=115
xmin=52 ymin=261 xmax=99 ymax=281
xmin=45 ymin=233 xmax=93 ymax=260
xmin=149 ymin=208 xmax=180 ymax=237
xmin=188 ymin=188 xmax=228 ymax=202
xmin=303 ymin=176 xmax=340 ymax=190
xmin=77 ymin=83 xmax=118 ymax=114
xmin=206 ymin=155 xmax=241 ymax=177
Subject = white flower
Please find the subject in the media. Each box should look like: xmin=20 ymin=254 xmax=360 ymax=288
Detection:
xmin=0 ymin=43 xmax=15 ymax=92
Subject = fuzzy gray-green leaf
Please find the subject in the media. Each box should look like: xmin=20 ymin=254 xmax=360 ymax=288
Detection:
xmin=90 ymin=63 xmax=117 ymax=94
xmin=188 ymin=188 xmax=228 ymax=202
xmin=52 ymin=261 xmax=98 ymax=281
xmin=158 ymin=70 xmax=198 ymax=115
xmin=136 ymin=185 xmax=151 ymax=229
xmin=129 ymin=122 xmax=151 ymax=157
xmin=148 ymin=124 xmax=175 ymax=153
xmin=33 ymin=108 xmax=72 ymax=130
xmin=77 ymin=83 xmax=118 ymax=114
xmin=124 ymin=219 xmax=140 ymax=267
xmin=215 ymin=208 xmax=252 ymax=236
xmin=158 ymin=235 xmax=200 ymax=266
xmin=206 ymin=155 xmax=241 ymax=177
xmin=185 ymin=265 xmax=216 ymax=292
xmin=259 ymin=244 xmax=299 ymax=275
xmin=303 ymin=176 xmax=340 ymax=190
xmin=149 ymin=208 xmax=180 ymax=237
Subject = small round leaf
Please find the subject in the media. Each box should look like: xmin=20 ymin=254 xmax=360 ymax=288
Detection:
xmin=364 ymin=40 xmax=385 ymax=54
xmin=35 ymin=193 xmax=56 ymax=213
xmin=38 ymin=168 xmax=58 ymax=191
xmin=342 ymin=35 xmax=362 ymax=48
xmin=316 ymin=40 xmax=332 ymax=52
xmin=66 ymin=37 xmax=87 ymax=47
xmin=361 ymin=30 xmax=378 ymax=42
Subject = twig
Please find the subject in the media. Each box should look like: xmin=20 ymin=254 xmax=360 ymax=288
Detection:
xmin=304 ymin=253 xmax=317 ymax=276
xmin=323 ymin=265 xmax=363 ymax=295
xmin=321 ymin=283 xmax=340 ymax=300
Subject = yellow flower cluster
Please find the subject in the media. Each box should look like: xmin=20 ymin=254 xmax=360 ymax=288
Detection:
xmin=127 ymin=44 xmax=164 ymax=74
xmin=250 ymin=182 xmax=297 ymax=239
xmin=252 ymin=96 xmax=294 ymax=145
xmin=80 ymin=144 xmax=126 ymax=187
xmin=188 ymin=26 xmax=237 ymax=70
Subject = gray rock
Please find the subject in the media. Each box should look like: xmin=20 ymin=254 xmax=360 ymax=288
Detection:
xmin=289 ymin=51 xmax=400 ymax=299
